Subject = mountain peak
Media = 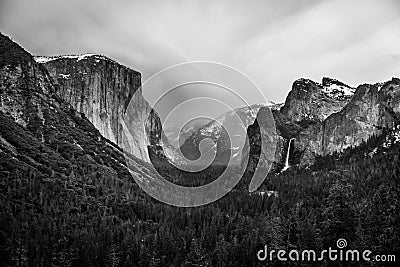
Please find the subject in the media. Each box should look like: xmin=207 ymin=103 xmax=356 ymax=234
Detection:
xmin=281 ymin=77 xmax=355 ymax=122
xmin=0 ymin=32 xmax=33 ymax=67
xmin=321 ymin=77 xmax=350 ymax=87
xmin=321 ymin=77 xmax=355 ymax=99
xmin=294 ymin=78 xmax=315 ymax=83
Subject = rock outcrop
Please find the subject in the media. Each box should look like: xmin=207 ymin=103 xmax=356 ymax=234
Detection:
xmin=280 ymin=77 xmax=355 ymax=122
xmin=0 ymin=32 xmax=157 ymax=182
xmin=243 ymin=77 xmax=400 ymax=170
xmin=36 ymin=54 xmax=163 ymax=162
xmin=296 ymin=78 xmax=400 ymax=165
xmin=241 ymin=110 xmax=286 ymax=174
xmin=22 ymin=45 xmax=400 ymax=170
xmin=1 ymin=35 xmax=58 ymax=136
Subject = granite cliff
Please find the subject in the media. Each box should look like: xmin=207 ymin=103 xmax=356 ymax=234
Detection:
xmin=0 ymin=32 xmax=157 ymax=184
xmin=8 ymin=31 xmax=398 ymax=171
xmin=181 ymin=77 xmax=360 ymax=170
xmin=34 ymin=54 xmax=164 ymax=162
xmin=280 ymin=77 xmax=355 ymax=122
xmin=238 ymin=77 xmax=400 ymax=171
xmin=296 ymin=78 xmax=400 ymax=165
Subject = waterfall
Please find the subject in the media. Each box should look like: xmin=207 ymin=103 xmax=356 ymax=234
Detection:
xmin=282 ymin=138 xmax=294 ymax=171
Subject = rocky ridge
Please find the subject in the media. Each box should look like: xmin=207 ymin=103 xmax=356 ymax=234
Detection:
xmin=0 ymin=32 xmax=158 ymax=185
xmin=296 ymin=78 xmax=400 ymax=165
xmin=35 ymin=54 xmax=159 ymax=162
xmin=182 ymin=76 xmax=399 ymax=171
xmin=280 ymin=77 xmax=355 ymax=122
xmin=6 ymin=31 xmax=398 ymax=172
xmin=249 ymin=77 xmax=400 ymax=169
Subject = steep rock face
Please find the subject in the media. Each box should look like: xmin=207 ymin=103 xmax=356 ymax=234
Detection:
xmin=0 ymin=35 xmax=57 ymax=136
xmin=180 ymin=102 xmax=282 ymax=166
xmin=36 ymin=55 xmax=163 ymax=162
xmin=280 ymin=77 xmax=355 ymax=122
xmin=379 ymin=78 xmax=400 ymax=114
xmin=241 ymin=116 xmax=286 ymax=174
xmin=244 ymin=77 xmax=399 ymax=169
xmin=36 ymin=55 xmax=139 ymax=146
xmin=0 ymin=32 xmax=157 ymax=182
xmin=296 ymin=79 xmax=400 ymax=165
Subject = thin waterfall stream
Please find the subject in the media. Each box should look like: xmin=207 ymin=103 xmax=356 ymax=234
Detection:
xmin=282 ymin=138 xmax=294 ymax=171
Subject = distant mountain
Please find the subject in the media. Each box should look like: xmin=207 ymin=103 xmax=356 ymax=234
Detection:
xmin=178 ymin=75 xmax=399 ymax=172
xmin=164 ymin=123 xmax=204 ymax=149
xmin=180 ymin=102 xmax=282 ymax=166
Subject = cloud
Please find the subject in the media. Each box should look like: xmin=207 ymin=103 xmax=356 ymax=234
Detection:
xmin=388 ymin=54 xmax=400 ymax=60
xmin=1 ymin=0 xmax=399 ymax=108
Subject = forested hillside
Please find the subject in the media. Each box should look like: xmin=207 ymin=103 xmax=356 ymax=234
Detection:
xmin=1 ymin=32 xmax=399 ymax=267
xmin=1 ymin=113 xmax=399 ymax=266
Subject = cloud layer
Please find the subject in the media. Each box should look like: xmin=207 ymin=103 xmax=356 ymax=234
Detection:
xmin=1 ymin=0 xmax=399 ymax=106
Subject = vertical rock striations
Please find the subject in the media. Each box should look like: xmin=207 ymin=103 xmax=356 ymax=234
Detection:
xmin=36 ymin=54 xmax=163 ymax=162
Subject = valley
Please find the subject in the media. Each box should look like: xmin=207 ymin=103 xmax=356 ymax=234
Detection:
xmin=0 ymin=32 xmax=399 ymax=266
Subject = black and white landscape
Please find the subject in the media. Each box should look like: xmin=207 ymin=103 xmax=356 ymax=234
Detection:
xmin=1 ymin=1 xmax=400 ymax=266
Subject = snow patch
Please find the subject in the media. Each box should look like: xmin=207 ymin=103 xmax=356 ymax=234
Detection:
xmin=34 ymin=57 xmax=56 ymax=63
xmin=58 ymin=74 xmax=70 ymax=79
xmin=34 ymin=54 xmax=108 ymax=64
xmin=322 ymin=83 xmax=355 ymax=99
xmin=199 ymin=121 xmax=222 ymax=137
xmin=383 ymin=125 xmax=400 ymax=148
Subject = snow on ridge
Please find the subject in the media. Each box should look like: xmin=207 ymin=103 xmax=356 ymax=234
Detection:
xmin=198 ymin=101 xmax=281 ymax=137
xmin=321 ymin=83 xmax=355 ymax=99
xmin=265 ymin=101 xmax=284 ymax=110
xmin=295 ymin=78 xmax=314 ymax=84
xmin=234 ymin=101 xmax=282 ymax=115
xmin=34 ymin=56 xmax=57 ymax=63
xmin=199 ymin=120 xmax=222 ymax=137
xmin=34 ymin=54 xmax=108 ymax=64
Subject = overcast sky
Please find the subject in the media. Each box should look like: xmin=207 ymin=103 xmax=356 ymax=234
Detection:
xmin=1 ymin=0 xmax=399 ymax=109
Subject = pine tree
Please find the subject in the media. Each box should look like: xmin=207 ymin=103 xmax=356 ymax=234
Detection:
xmin=212 ymin=234 xmax=228 ymax=267
xmin=10 ymin=241 xmax=28 ymax=267
xmin=321 ymin=178 xmax=357 ymax=246
xmin=185 ymin=238 xmax=210 ymax=267
xmin=106 ymin=244 xmax=121 ymax=267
